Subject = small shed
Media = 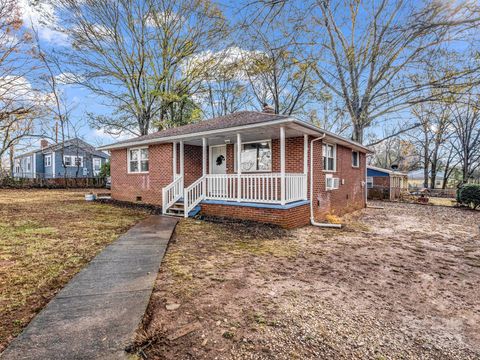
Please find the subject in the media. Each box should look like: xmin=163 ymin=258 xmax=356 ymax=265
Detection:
xmin=367 ymin=166 xmax=408 ymax=200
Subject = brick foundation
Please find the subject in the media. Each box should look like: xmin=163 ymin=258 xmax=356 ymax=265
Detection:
xmin=200 ymin=202 xmax=311 ymax=229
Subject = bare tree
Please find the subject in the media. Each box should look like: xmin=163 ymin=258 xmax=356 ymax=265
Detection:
xmin=238 ymin=13 xmax=316 ymax=117
xmin=450 ymin=93 xmax=480 ymax=183
xmin=50 ymin=0 xmax=227 ymax=136
xmin=303 ymin=0 xmax=480 ymax=143
xmin=0 ymin=0 xmax=37 ymax=170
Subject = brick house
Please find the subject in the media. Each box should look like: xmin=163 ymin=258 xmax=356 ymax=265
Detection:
xmin=99 ymin=111 xmax=372 ymax=228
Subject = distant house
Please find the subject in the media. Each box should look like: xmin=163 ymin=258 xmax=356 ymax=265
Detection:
xmin=13 ymin=138 xmax=109 ymax=179
xmin=367 ymin=165 xmax=408 ymax=200
xmin=407 ymin=169 xmax=457 ymax=189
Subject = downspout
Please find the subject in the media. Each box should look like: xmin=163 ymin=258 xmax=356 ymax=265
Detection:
xmin=310 ymin=134 xmax=342 ymax=228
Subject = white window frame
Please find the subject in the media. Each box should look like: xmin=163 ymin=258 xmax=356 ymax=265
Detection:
xmin=63 ymin=155 xmax=83 ymax=167
xmin=325 ymin=173 xmax=340 ymax=191
xmin=234 ymin=139 xmax=272 ymax=173
xmin=93 ymin=157 xmax=102 ymax=172
xmin=367 ymin=176 xmax=374 ymax=189
xmin=323 ymin=143 xmax=336 ymax=172
xmin=45 ymin=154 xmax=52 ymax=167
xmin=127 ymin=147 xmax=149 ymax=174
xmin=352 ymin=150 xmax=360 ymax=168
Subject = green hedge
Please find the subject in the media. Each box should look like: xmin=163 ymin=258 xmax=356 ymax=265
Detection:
xmin=457 ymin=184 xmax=480 ymax=209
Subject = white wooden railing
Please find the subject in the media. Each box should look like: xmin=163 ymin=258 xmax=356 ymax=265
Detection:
xmin=285 ymin=173 xmax=307 ymax=202
xmin=205 ymin=173 xmax=307 ymax=204
xmin=162 ymin=175 xmax=183 ymax=214
xmin=184 ymin=176 xmax=206 ymax=217
xmin=166 ymin=173 xmax=307 ymax=217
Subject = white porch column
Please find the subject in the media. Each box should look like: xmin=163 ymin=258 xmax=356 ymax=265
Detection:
xmin=202 ymin=137 xmax=207 ymax=176
xmin=172 ymin=142 xmax=177 ymax=179
xmin=236 ymin=133 xmax=242 ymax=202
xmin=179 ymin=140 xmax=184 ymax=188
xmin=280 ymin=126 xmax=286 ymax=205
xmin=303 ymin=134 xmax=308 ymax=200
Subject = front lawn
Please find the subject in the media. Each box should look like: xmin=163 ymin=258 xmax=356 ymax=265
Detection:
xmin=0 ymin=189 xmax=148 ymax=351
xmin=134 ymin=202 xmax=480 ymax=359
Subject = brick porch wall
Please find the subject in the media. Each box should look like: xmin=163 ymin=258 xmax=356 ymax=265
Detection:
xmin=200 ymin=203 xmax=311 ymax=229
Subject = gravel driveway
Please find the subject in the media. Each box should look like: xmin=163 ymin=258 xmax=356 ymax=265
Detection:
xmin=133 ymin=202 xmax=480 ymax=359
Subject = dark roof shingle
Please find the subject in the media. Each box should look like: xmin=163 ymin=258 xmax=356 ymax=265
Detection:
xmin=108 ymin=111 xmax=289 ymax=147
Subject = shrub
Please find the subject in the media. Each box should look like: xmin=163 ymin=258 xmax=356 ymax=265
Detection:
xmin=458 ymin=184 xmax=480 ymax=209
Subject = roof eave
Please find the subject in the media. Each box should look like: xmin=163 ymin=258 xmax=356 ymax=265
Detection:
xmin=98 ymin=117 xmax=373 ymax=153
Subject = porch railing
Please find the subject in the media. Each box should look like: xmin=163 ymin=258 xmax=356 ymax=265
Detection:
xmin=162 ymin=175 xmax=183 ymax=214
xmin=168 ymin=173 xmax=307 ymax=217
xmin=184 ymin=176 xmax=206 ymax=217
xmin=205 ymin=173 xmax=307 ymax=204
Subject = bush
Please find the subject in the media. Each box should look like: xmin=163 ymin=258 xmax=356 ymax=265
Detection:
xmin=458 ymin=184 xmax=480 ymax=209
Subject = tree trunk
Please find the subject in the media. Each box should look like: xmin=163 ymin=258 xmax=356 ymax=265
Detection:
xmin=351 ymin=123 xmax=364 ymax=144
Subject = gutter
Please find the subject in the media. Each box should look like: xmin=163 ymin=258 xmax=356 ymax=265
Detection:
xmin=309 ymin=134 xmax=342 ymax=229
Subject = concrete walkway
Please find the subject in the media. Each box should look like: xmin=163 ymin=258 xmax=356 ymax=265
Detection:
xmin=1 ymin=215 xmax=178 ymax=360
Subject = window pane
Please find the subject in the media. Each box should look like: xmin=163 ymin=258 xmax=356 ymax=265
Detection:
xmin=140 ymin=148 xmax=148 ymax=160
xmin=140 ymin=160 xmax=149 ymax=172
xmin=352 ymin=152 xmax=358 ymax=166
xmin=130 ymin=161 xmax=138 ymax=172
xmin=64 ymin=156 xmax=71 ymax=166
xmin=257 ymin=142 xmax=271 ymax=171
xmin=328 ymin=158 xmax=334 ymax=171
xmin=241 ymin=142 xmax=271 ymax=171
xmin=241 ymin=144 xmax=257 ymax=171
xmin=130 ymin=149 xmax=138 ymax=161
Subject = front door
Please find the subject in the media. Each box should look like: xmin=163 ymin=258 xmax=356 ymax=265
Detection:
xmin=210 ymin=145 xmax=227 ymax=197
xmin=210 ymin=145 xmax=227 ymax=174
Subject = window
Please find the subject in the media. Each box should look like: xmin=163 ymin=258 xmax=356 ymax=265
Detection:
xmin=14 ymin=159 xmax=20 ymax=174
xmin=93 ymin=158 xmax=101 ymax=172
xmin=25 ymin=157 xmax=31 ymax=172
xmin=45 ymin=155 xmax=52 ymax=167
xmin=367 ymin=176 xmax=373 ymax=189
xmin=352 ymin=151 xmax=359 ymax=167
xmin=237 ymin=140 xmax=272 ymax=172
xmin=325 ymin=174 xmax=340 ymax=190
xmin=323 ymin=143 xmax=336 ymax=171
xmin=63 ymin=155 xmax=83 ymax=167
xmin=128 ymin=147 xmax=149 ymax=173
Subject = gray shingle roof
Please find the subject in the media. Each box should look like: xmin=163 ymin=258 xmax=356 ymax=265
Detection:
xmin=15 ymin=138 xmax=109 ymax=159
xmin=105 ymin=111 xmax=289 ymax=147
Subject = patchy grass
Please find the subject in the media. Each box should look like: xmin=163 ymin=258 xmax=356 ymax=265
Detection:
xmin=0 ymin=189 xmax=148 ymax=351
xmin=134 ymin=203 xmax=480 ymax=359
xmin=428 ymin=197 xmax=457 ymax=207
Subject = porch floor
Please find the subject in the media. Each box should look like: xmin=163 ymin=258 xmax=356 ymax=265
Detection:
xmin=201 ymin=199 xmax=310 ymax=210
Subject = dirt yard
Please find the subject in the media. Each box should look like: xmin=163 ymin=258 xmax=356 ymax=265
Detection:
xmin=0 ymin=189 xmax=148 ymax=351
xmin=134 ymin=202 xmax=480 ymax=359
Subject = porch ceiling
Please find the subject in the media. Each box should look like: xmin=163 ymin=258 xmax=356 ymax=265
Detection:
xmin=181 ymin=122 xmax=317 ymax=146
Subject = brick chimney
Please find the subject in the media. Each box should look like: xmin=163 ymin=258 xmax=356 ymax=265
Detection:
xmin=262 ymin=103 xmax=275 ymax=114
xmin=40 ymin=139 xmax=49 ymax=149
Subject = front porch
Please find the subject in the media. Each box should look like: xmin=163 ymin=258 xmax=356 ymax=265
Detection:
xmin=161 ymin=125 xmax=310 ymax=217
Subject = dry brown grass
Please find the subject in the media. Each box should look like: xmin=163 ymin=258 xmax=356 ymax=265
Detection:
xmin=135 ymin=203 xmax=480 ymax=360
xmin=0 ymin=189 xmax=148 ymax=351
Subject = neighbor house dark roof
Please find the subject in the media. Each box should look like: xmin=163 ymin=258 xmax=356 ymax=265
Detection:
xmin=15 ymin=138 xmax=109 ymax=159
xmin=107 ymin=111 xmax=289 ymax=147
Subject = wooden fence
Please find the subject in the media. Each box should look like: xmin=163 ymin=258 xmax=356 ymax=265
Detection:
xmin=0 ymin=176 xmax=106 ymax=189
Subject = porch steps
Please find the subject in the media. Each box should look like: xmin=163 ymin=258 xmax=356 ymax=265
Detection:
xmin=165 ymin=200 xmax=201 ymax=218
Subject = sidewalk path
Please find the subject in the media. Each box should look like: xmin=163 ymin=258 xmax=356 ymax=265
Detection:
xmin=1 ymin=215 xmax=179 ymax=360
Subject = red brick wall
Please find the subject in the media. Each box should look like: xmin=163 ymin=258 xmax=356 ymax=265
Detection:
xmin=373 ymin=176 xmax=389 ymax=187
xmin=311 ymin=141 xmax=366 ymax=220
xmin=200 ymin=203 xmax=310 ymax=229
xmin=110 ymin=143 xmax=173 ymax=205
